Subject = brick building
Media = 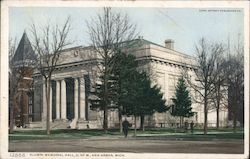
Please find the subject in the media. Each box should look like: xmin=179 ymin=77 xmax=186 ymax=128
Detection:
xmin=9 ymin=32 xmax=36 ymax=127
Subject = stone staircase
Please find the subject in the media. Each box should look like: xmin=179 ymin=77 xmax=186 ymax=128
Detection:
xmin=26 ymin=121 xmax=44 ymax=129
xmin=77 ymin=120 xmax=102 ymax=129
xmin=51 ymin=120 xmax=69 ymax=129
xmin=26 ymin=120 xmax=69 ymax=129
xmin=26 ymin=119 xmax=102 ymax=130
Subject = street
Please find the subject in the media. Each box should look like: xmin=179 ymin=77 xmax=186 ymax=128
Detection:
xmin=9 ymin=137 xmax=244 ymax=153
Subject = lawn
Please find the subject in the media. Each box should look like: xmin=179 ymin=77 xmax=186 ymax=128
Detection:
xmin=9 ymin=128 xmax=244 ymax=140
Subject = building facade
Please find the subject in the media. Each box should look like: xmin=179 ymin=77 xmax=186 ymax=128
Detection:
xmin=11 ymin=34 xmax=228 ymax=129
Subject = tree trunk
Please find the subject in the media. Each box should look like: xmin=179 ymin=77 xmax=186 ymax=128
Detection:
xmin=204 ymin=106 xmax=208 ymax=135
xmin=216 ymin=107 xmax=220 ymax=129
xmin=233 ymin=95 xmax=237 ymax=133
xmin=140 ymin=115 xmax=145 ymax=131
xmin=233 ymin=113 xmax=237 ymax=133
xmin=216 ymin=84 xmax=221 ymax=129
xmin=103 ymin=59 xmax=108 ymax=134
xmin=204 ymin=92 xmax=208 ymax=135
xmin=180 ymin=116 xmax=182 ymax=128
xmin=118 ymin=106 xmax=122 ymax=133
xmin=233 ymin=84 xmax=239 ymax=133
xmin=118 ymin=78 xmax=123 ymax=133
xmin=9 ymin=95 xmax=14 ymax=133
xmin=134 ymin=116 xmax=137 ymax=137
xmin=182 ymin=117 xmax=184 ymax=128
xmin=46 ymin=79 xmax=51 ymax=135
xmin=103 ymin=106 xmax=108 ymax=134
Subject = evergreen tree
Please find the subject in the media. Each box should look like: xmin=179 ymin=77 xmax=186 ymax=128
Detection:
xmin=86 ymin=7 xmax=137 ymax=133
xmin=121 ymin=71 xmax=168 ymax=135
xmin=90 ymin=74 xmax=117 ymax=112
xmin=90 ymin=52 xmax=168 ymax=134
xmin=89 ymin=52 xmax=138 ymax=131
xmin=112 ymin=52 xmax=138 ymax=132
xmin=139 ymin=80 xmax=167 ymax=131
xmin=171 ymin=77 xmax=193 ymax=127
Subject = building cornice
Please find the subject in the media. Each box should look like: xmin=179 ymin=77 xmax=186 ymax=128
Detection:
xmin=136 ymin=55 xmax=195 ymax=71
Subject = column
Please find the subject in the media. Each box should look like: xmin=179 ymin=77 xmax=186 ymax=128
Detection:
xmin=50 ymin=86 xmax=52 ymax=121
xmin=61 ymin=79 xmax=67 ymax=120
xmin=79 ymin=77 xmax=86 ymax=120
xmin=74 ymin=78 xmax=79 ymax=119
xmin=56 ymin=80 xmax=60 ymax=119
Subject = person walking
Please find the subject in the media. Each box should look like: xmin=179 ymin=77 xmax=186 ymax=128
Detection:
xmin=122 ymin=118 xmax=130 ymax=138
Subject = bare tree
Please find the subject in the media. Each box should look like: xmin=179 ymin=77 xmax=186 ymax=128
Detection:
xmin=30 ymin=17 xmax=71 ymax=135
xmin=210 ymin=54 xmax=228 ymax=129
xmin=184 ymin=38 xmax=224 ymax=135
xmin=86 ymin=7 xmax=137 ymax=133
xmin=9 ymin=38 xmax=17 ymax=133
xmin=224 ymin=43 xmax=244 ymax=132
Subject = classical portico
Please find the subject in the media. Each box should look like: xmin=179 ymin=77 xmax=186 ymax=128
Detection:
xmin=42 ymin=76 xmax=87 ymax=120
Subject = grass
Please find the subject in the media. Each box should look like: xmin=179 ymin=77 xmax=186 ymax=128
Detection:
xmin=9 ymin=128 xmax=244 ymax=141
xmin=9 ymin=129 xmax=122 ymax=140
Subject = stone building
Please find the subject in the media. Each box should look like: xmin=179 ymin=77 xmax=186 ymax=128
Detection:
xmin=26 ymin=37 xmax=229 ymax=129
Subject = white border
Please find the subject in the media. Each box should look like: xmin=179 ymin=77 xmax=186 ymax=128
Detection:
xmin=1 ymin=1 xmax=249 ymax=159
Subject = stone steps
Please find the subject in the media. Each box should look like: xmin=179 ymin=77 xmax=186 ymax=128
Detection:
xmin=77 ymin=120 xmax=102 ymax=129
xmin=25 ymin=119 xmax=103 ymax=130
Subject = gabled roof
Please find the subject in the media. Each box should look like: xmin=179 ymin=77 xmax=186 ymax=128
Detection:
xmin=12 ymin=32 xmax=37 ymax=65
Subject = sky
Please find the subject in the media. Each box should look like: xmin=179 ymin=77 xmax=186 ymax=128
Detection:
xmin=9 ymin=7 xmax=244 ymax=56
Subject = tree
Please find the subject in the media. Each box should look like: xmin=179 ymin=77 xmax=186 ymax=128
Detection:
xmin=211 ymin=55 xmax=228 ymax=129
xmin=112 ymin=51 xmax=138 ymax=132
xmin=171 ymin=77 xmax=193 ymax=127
xmin=139 ymin=82 xmax=167 ymax=131
xmin=86 ymin=7 xmax=137 ymax=133
xmin=9 ymin=38 xmax=18 ymax=133
xmin=121 ymin=71 xmax=167 ymax=136
xmin=184 ymin=38 xmax=224 ymax=135
xmin=30 ymin=17 xmax=71 ymax=135
xmin=224 ymin=45 xmax=244 ymax=132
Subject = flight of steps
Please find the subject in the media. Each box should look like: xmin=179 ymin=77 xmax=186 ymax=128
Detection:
xmin=77 ymin=120 xmax=102 ymax=129
xmin=26 ymin=119 xmax=102 ymax=130
xmin=51 ymin=120 xmax=69 ymax=129
xmin=26 ymin=120 xmax=69 ymax=129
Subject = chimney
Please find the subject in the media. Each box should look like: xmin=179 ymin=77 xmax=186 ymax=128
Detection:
xmin=164 ymin=39 xmax=174 ymax=49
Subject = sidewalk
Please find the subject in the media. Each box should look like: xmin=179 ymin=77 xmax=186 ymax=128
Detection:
xmin=9 ymin=137 xmax=244 ymax=153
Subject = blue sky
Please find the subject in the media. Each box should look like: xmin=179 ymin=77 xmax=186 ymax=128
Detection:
xmin=9 ymin=7 xmax=244 ymax=56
